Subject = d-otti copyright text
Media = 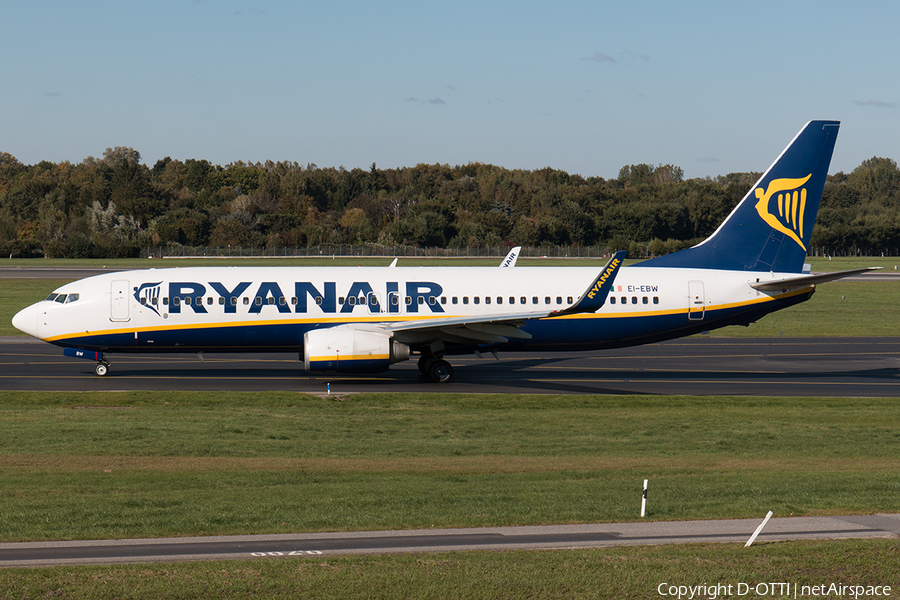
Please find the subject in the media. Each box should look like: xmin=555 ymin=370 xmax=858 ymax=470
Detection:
xmin=657 ymin=582 xmax=892 ymax=599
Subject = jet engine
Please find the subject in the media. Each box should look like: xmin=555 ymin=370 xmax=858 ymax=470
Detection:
xmin=303 ymin=326 xmax=410 ymax=373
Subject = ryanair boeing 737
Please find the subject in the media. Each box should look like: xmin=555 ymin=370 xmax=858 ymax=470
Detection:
xmin=12 ymin=121 xmax=871 ymax=382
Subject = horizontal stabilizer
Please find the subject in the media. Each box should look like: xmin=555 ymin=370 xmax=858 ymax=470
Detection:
xmin=750 ymin=267 xmax=881 ymax=292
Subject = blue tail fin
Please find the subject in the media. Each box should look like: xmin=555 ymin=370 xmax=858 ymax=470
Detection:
xmin=635 ymin=120 xmax=840 ymax=273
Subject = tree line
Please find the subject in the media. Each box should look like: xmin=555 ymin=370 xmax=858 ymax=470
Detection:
xmin=1 ymin=147 xmax=898 ymax=259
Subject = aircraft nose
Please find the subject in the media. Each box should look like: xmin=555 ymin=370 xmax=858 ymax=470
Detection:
xmin=12 ymin=304 xmax=41 ymax=339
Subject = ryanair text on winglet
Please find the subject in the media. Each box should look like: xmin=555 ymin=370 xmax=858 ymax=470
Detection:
xmin=586 ymin=257 xmax=621 ymax=300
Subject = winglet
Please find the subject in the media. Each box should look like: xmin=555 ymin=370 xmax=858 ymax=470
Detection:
xmin=554 ymin=250 xmax=626 ymax=316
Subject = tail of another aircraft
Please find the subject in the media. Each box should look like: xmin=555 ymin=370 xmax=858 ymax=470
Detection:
xmin=636 ymin=120 xmax=840 ymax=273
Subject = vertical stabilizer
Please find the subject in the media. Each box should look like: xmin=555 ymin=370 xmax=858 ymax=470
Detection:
xmin=635 ymin=120 xmax=840 ymax=273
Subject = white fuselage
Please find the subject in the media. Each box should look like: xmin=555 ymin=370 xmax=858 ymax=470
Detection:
xmin=12 ymin=265 xmax=811 ymax=355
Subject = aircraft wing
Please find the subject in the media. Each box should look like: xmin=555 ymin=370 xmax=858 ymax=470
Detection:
xmin=750 ymin=267 xmax=881 ymax=292
xmin=381 ymin=251 xmax=626 ymax=344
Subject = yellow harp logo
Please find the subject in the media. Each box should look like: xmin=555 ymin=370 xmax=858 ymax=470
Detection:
xmin=753 ymin=174 xmax=812 ymax=251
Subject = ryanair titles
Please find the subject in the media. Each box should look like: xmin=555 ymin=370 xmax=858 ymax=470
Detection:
xmin=135 ymin=281 xmax=445 ymax=317
xmin=586 ymin=256 xmax=621 ymax=300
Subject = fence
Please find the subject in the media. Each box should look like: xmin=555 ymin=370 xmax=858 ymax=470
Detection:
xmin=142 ymin=245 xmax=619 ymax=259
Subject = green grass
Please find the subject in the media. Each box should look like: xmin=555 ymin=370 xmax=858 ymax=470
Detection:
xmin=0 ymin=392 xmax=898 ymax=541
xmin=0 ymin=540 xmax=897 ymax=599
xmin=1 ymin=391 xmax=897 ymax=596
xmin=714 ymin=280 xmax=900 ymax=336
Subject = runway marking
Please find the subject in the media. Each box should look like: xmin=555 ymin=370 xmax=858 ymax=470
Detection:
xmin=530 ymin=366 xmax=786 ymax=374
xmin=528 ymin=378 xmax=900 ymax=387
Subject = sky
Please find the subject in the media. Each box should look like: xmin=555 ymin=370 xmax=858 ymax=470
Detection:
xmin=3 ymin=0 xmax=899 ymax=180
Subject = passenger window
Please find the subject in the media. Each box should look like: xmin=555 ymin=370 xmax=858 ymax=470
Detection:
xmin=532 ymin=297 xmax=538 ymax=304
xmin=140 ymin=297 xmax=147 ymax=305
xmin=405 ymin=296 xmax=412 ymax=305
xmin=610 ymin=297 xmax=616 ymax=305
xmin=631 ymin=297 xmax=637 ymax=304
xmin=279 ymin=297 xmax=286 ymax=306
xmin=653 ymin=297 xmax=659 ymax=305
xmin=497 ymin=297 xmax=503 ymax=305
xmin=509 ymin=297 xmax=515 ymax=304
xmin=348 ymin=297 xmax=356 ymax=306
xmin=567 ymin=296 xmax=573 ymax=304
xmin=441 ymin=297 xmax=447 ymax=305
xmin=173 ymin=297 xmax=181 ymax=306
xmin=338 ymin=297 xmax=345 ymax=305
xmin=556 ymin=296 xmax=562 ymax=304
xmin=418 ymin=296 xmax=424 ymax=305
xmin=521 ymin=296 xmax=527 ymax=304
xmin=291 ymin=297 xmax=298 ymax=305
xmin=231 ymin=297 xmax=237 ymax=306
xmin=463 ymin=297 xmax=469 ymax=305
xmin=390 ymin=296 xmax=398 ymax=306
xmin=184 ymin=297 xmax=191 ymax=306
xmin=620 ymin=296 xmax=626 ymax=304
xmin=218 ymin=297 xmax=225 ymax=305
xmin=452 ymin=297 xmax=458 ymax=305
xmin=152 ymin=297 xmax=159 ymax=305
xmin=485 ymin=297 xmax=491 ymax=305
xmin=429 ymin=297 xmax=436 ymax=305
xmin=243 ymin=297 xmax=249 ymax=305
xmin=474 ymin=297 xmax=480 ymax=305
xmin=544 ymin=297 xmax=551 ymax=304
xmin=642 ymin=297 xmax=648 ymax=304
xmin=163 ymin=297 xmax=169 ymax=306
xmin=207 ymin=297 xmax=213 ymax=305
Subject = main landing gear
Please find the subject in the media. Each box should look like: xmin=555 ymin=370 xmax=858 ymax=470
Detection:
xmin=417 ymin=355 xmax=454 ymax=383
xmin=94 ymin=361 xmax=110 ymax=377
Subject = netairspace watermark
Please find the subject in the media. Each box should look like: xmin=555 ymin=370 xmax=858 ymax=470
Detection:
xmin=657 ymin=582 xmax=892 ymax=599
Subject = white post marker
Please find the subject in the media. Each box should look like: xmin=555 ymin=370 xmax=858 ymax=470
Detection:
xmin=745 ymin=511 xmax=774 ymax=547
xmin=640 ymin=479 xmax=648 ymax=517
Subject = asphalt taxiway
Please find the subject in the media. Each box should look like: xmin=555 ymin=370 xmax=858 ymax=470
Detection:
xmin=1 ymin=514 xmax=897 ymax=567
xmin=2 ymin=336 xmax=900 ymax=396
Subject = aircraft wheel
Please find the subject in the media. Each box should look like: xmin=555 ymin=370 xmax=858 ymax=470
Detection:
xmin=427 ymin=359 xmax=453 ymax=383
xmin=417 ymin=355 xmax=433 ymax=375
xmin=95 ymin=362 xmax=109 ymax=377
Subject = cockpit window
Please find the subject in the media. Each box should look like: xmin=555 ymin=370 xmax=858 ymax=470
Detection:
xmin=45 ymin=292 xmax=79 ymax=303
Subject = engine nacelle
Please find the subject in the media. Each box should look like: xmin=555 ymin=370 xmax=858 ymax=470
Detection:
xmin=303 ymin=327 xmax=410 ymax=373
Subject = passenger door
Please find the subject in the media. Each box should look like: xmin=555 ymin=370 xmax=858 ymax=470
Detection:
xmin=110 ymin=280 xmax=130 ymax=322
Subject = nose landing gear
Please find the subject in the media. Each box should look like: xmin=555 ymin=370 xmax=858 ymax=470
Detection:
xmin=62 ymin=347 xmax=110 ymax=376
